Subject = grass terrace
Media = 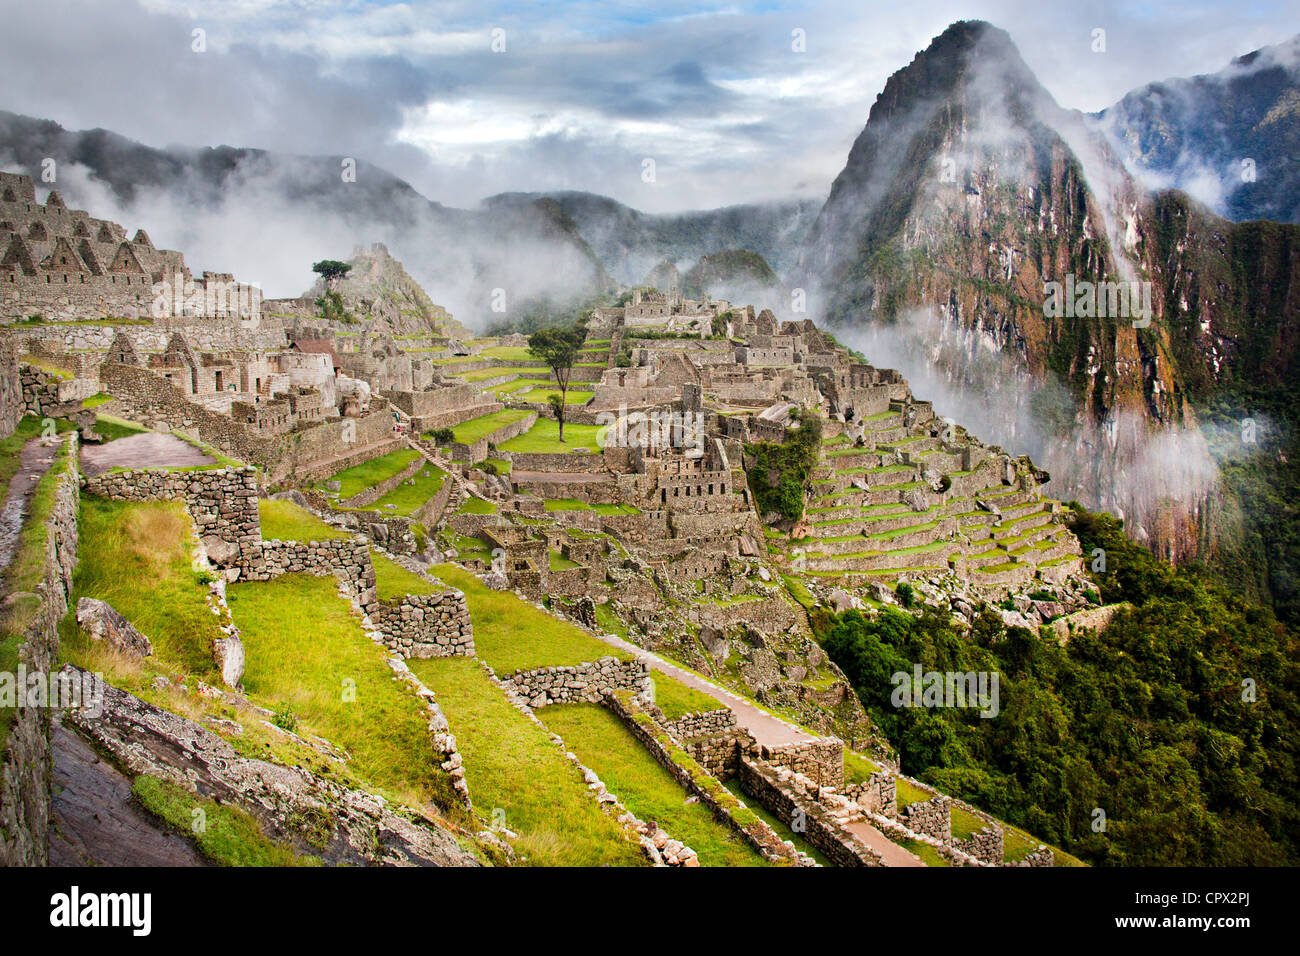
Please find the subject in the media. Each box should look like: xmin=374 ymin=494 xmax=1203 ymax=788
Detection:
xmin=258 ymin=499 xmax=352 ymax=542
xmin=318 ymin=449 xmax=421 ymax=500
xmin=498 ymin=419 xmax=606 ymax=455
xmin=453 ymin=366 xmax=550 ymax=382
xmin=371 ymin=550 xmax=444 ymax=601
xmin=58 ymin=499 xmax=226 ymax=683
xmin=359 ymin=463 xmax=446 ymax=517
xmin=454 ymin=496 xmax=498 ymax=515
xmin=227 ymin=572 xmax=458 ymax=810
xmin=433 ymin=563 xmax=628 ymax=674
xmin=407 ymin=657 xmax=645 ymax=866
xmin=649 ymin=673 xmax=721 ymax=721
xmin=541 ymin=704 xmax=769 ymax=867
xmin=449 ymin=409 xmax=533 ymax=447
xmin=478 ymin=345 xmax=537 ymax=362
xmin=543 ymin=499 xmax=640 ymax=515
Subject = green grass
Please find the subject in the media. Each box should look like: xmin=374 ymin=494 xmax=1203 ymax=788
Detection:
xmin=321 ymin=449 xmax=420 ymax=500
xmin=541 ymin=704 xmax=768 ymax=867
xmin=899 ymin=837 xmax=950 ymax=867
xmin=227 ymin=573 xmax=457 ymax=811
xmin=407 ymin=657 xmax=645 ymax=866
xmin=450 ymin=409 xmax=533 ymax=446
xmin=92 ymin=414 xmax=149 ymax=443
xmin=479 ymin=345 xmax=537 ymax=362
xmin=498 ymin=419 xmax=606 ymax=454
xmin=58 ymin=499 xmax=224 ymax=678
xmin=81 ymin=392 xmax=114 ymax=409
xmin=454 ymin=366 xmax=551 ymax=382
xmin=895 ymin=776 xmax=932 ymax=809
xmin=371 ymin=550 xmax=444 ymax=600
xmin=433 ymin=563 xmax=628 ymax=674
xmin=549 ymin=549 xmax=580 ymax=571
xmin=650 ymin=674 xmax=723 ymax=721
xmin=455 ymin=495 xmax=498 ymax=515
xmin=1 ymin=435 xmax=72 ymax=749
xmin=515 ymin=388 xmax=593 ymax=405
xmin=361 ymin=462 xmax=445 ymax=516
xmin=843 ymin=751 xmax=880 ymax=785
xmin=950 ymin=805 xmax=987 ymax=841
xmin=484 ymin=457 xmax=512 ymax=475
xmin=544 ymin=498 xmax=589 ymax=511
xmin=132 ymin=775 xmax=320 ymax=866
xmin=258 ymin=499 xmax=352 ymax=542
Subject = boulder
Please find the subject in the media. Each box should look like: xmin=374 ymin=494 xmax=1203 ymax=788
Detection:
xmin=201 ymin=535 xmax=240 ymax=567
xmin=75 ymin=598 xmax=153 ymax=658
xmin=213 ymin=634 xmax=246 ymax=689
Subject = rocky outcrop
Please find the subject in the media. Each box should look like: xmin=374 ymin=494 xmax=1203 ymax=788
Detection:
xmin=75 ymin=598 xmax=153 ymax=658
xmin=61 ymin=666 xmax=479 ymax=867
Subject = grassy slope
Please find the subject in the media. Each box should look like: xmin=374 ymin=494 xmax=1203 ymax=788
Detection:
xmin=258 ymin=499 xmax=352 ymax=542
xmin=320 ymin=449 xmax=420 ymax=499
xmin=541 ymin=704 xmax=768 ymax=866
xmin=226 ymin=573 xmax=457 ymax=811
xmin=408 ymin=656 xmax=645 ymax=866
xmin=433 ymin=563 xmax=628 ymax=673
xmin=498 ymin=419 xmax=605 ymax=454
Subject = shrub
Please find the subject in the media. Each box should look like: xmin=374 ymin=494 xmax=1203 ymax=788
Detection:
xmin=896 ymin=582 xmax=915 ymax=608
xmin=430 ymin=427 xmax=454 ymax=444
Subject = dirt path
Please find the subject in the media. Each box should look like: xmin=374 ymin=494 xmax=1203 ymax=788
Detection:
xmin=81 ymin=432 xmax=215 ymax=476
xmin=843 ymin=818 xmax=926 ymax=867
xmin=0 ymin=436 xmax=60 ymax=577
xmin=584 ymin=628 xmax=814 ymax=747
xmin=49 ymin=721 xmax=208 ymax=867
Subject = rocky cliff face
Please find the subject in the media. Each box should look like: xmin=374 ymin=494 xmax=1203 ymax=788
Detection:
xmin=794 ymin=20 xmax=1300 ymax=568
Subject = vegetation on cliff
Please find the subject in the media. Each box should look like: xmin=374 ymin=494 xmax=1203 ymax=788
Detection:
xmin=819 ymin=507 xmax=1300 ymax=865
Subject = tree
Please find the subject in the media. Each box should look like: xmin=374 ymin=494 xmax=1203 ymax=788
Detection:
xmin=312 ymin=259 xmax=352 ymax=283
xmin=528 ymin=323 xmax=584 ymax=441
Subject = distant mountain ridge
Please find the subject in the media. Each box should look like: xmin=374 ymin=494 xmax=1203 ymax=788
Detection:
xmin=1098 ymin=34 xmax=1300 ymax=224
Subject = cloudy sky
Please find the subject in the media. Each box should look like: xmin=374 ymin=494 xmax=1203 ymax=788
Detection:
xmin=1 ymin=0 xmax=1296 ymax=213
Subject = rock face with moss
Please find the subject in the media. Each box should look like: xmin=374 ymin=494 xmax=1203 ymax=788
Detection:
xmin=62 ymin=667 xmax=479 ymax=867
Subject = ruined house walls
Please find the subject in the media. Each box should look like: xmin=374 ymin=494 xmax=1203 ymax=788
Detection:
xmin=502 ymin=657 xmax=649 ymax=708
xmin=736 ymin=757 xmax=885 ymax=867
xmin=0 ymin=432 xmax=79 ymax=866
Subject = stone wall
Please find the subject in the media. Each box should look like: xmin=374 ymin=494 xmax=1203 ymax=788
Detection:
xmin=762 ymin=738 xmax=845 ymax=789
xmin=662 ymin=707 xmax=736 ymax=742
xmin=503 ymin=657 xmax=649 ymax=708
xmin=0 ymin=335 xmax=21 ymax=438
xmin=81 ymin=467 xmax=262 ymax=569
xmin=603 ymin=692 xmax=807 ymax=865
xmin=901 ymin=793 xmax=951 ymax=843
xmin=368 ymin=592 xmax=474 ymax=659
xmin=736 ymin=757 xmax=884 ymax=867
xmin=0 ymin=432 xmax=79 ymax=866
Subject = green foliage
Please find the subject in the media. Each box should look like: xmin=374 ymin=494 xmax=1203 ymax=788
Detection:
xmin=430 ymin=427 xmax=454 ymax=444
xmin=895 ymin=581 xmax=915 ymax=608
xmin=314 ymin=289 xmax=354 ymax=323
xmin=819 ymin=507 xmax=1300 ymax=866
xmin=312 ymin=259 xmax=352 ymax=282
xmin=272 ymin=702 xmax=299 ymax=733
xmin=745 ymin=409 xmax=823 ymax=522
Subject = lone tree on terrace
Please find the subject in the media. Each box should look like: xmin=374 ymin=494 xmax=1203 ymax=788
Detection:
xmin=528 ymin=322 xmax=584 ymax=442
xmin=312 ymin=259 xmax=352 ymax=284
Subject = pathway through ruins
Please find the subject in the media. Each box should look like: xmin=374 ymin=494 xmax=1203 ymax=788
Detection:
xmin=0 ymin=435 xmax=60 ymax=576
xmin=581 ymin=628 xmax=925 ymax=866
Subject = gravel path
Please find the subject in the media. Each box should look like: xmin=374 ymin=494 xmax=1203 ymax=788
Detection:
xmin=81 ymin=432 xmax=214 ymax=476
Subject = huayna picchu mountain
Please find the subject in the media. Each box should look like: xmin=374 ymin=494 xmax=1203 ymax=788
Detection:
xmin=796 ymin=20 xmax=1300 ymax=621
